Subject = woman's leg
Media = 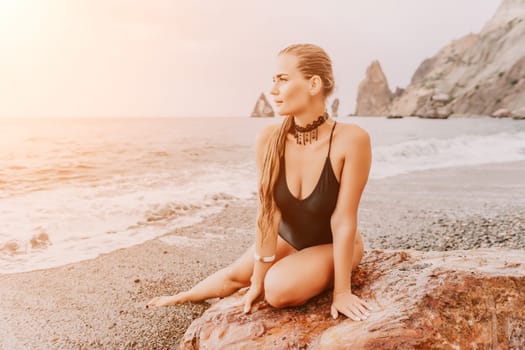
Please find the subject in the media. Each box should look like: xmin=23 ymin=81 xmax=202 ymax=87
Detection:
xmin=146 ymin=235 xmax=297 ymax=308
xmin=264 ymin=230 xmax=364 ymax=308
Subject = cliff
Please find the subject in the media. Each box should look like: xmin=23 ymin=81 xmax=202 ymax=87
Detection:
xmin=391 ymin=0 xmax=525 ymax=117
xmin=359 ymin=0 xmax=525 ymax=117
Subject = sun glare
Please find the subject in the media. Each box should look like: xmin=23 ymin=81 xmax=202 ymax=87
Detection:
xmin=0 ymin=0 xmax=45 ymax=45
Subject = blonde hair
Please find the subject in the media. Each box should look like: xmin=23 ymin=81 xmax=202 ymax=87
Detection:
xmin=257 ymin=43 xmax=335 ymax=245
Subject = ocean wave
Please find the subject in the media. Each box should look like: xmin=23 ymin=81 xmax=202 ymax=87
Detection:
xmin=141 ymin=202 xmax=205 ymax=224
xmin=371 ymin=131 xmax=525 ymax=178
xmin=2 ymin=117 xmax=523 ymax=274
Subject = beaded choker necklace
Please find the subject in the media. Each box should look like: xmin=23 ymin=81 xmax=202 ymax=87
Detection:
xmin=292 ymin=111 xmax=329 ymax=145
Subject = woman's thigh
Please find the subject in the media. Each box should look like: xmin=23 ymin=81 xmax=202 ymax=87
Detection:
xmin=264 ymin=230 xmax=365 ymax=308
xmin=224 ymin=235 xmax=297 ymax=285
xmin=263 ymin=243 xmax=334 ymax=308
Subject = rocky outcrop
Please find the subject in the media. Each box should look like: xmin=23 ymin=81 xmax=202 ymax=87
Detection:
xmin=482 ymin=0 xmax=525 ymax=32
xmin=491 ymin=106 xmax=525 ymax=118
xmin=331 ymin=98 xmax=340 ymax=117
xmin=512 ymin=106 xmax=525 ymax=119
xmin=355 ymin=60 xmax=393 ymax=116
xmin=250 ymin=93 xmax=274 ymax=117
xmin=388 ymin=0 xmax=525 ymax=117
xmin=387 ymin=113 xmax=403 ymax=119
xmin=30 ymin=232 xmax=51 ymax=249
xmin=180 ymin=248 xmax=525 ymax=349
xmin=492 ymin=108 xmax=513 ymax=118
xmin=414 ymin=92 xmax=453 ymax=119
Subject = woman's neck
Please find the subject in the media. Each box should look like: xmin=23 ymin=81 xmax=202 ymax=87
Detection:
xmin=292 ymin=101 xmax=327 ymax=127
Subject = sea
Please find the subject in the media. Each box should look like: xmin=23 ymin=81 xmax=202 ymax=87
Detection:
xmin=1 ymin=116 xmax=524 ymax=274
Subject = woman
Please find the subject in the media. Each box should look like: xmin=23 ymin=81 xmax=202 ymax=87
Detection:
xmin=146 ymin=43 xmax=372 ymax=322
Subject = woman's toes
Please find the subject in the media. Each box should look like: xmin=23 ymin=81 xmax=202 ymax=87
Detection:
xmin=145 ymin=297 xmax=160 ymax=308
xmin=145 ymin=293 xmax=188 ymax=309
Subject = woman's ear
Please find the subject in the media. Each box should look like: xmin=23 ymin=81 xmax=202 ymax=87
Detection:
xmin=309 ymin=75 xmax=323 ymax=96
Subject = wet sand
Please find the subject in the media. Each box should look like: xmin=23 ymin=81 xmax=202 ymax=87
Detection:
xmin=1 ymin=161 xmax=524 ymax=349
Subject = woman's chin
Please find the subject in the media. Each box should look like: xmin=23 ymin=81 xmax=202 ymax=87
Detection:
xmin=275 ymin=107 xmax=288 ymax=116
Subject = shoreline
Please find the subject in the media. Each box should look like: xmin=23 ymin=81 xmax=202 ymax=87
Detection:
xmin=1 ymin=160 xmax=524 ymax=349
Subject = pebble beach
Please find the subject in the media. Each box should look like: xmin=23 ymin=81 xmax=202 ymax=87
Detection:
xmin=1 ymin=160 xmax=524 ymax=349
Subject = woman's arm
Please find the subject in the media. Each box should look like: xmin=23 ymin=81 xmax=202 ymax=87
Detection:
xmin=330 ymin=125 xmax=372 ymax=319
xmin=243 ymin=124 xmax=281 ymax=312
xmin=251 ymin=205 xmax=281 ymax=284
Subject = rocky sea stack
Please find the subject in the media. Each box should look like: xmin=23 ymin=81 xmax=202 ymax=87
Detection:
xmin=250 ymin=93 xmax=274 ymax=118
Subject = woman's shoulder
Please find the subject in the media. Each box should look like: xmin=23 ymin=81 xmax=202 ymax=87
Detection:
xmin=335 ymin=122 xmax=370 ymax=147
xmin=254 ymin=123 xmax=281 ymax=161
xmin=256 ymin=123 xmax=281 ymax=147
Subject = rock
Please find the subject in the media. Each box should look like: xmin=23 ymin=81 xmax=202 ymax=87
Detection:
xmin=512 ymin=106 xmax=525 ymax=119
xmin=0 ymin=240 xmax=21 ymax=254
xmin=492 ymin=108 xmax=513 ymax=118
xmin=180 ymin=248 xmax=525 ymax=349
xmin=389 ymin=0 xmax=525 ymax=117
xmin=448 ymin=113 xmax=471 ymax=118
xmin=355 ymin=60 xmax=393 ymax=116
xmin=30 ymin=232 xmax=51 ymax=249
xmin=387 ymin=113 xmax=403 ymax=119
xmin=415 ymin=101 xmax=450 ymax=119
xmin=431 ymin=92 xmax=451 ymax=102
xmin=481 ymin=0 xmax=525 ymax=32
xmin=250 ymin=93 xmax=274 ymax=117
xmin=330 ymin=98 xmax=340 ymax=118
xmin=393 ymin=87 xmax=405 ymax=98
xmin=436 ymin=105 xmax=452 ymax=118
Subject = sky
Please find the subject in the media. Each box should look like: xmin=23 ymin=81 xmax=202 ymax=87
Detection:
xmin=0 ymin=0 xmax=502 ymax=118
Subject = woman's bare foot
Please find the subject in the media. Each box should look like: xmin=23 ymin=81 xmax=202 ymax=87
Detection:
xmin=145 ymin=291 xmax=189 ymax=309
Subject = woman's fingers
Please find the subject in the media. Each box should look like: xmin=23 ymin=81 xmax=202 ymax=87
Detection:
xmin=341 ymin=299 xmax=371 ymax=321
xmin=344 ymin=305 xmax=363 ymax=321
xmin=243 ymin=291 xmax=255 ymax=314
xmin=243 ymin=285 xmax=262 ymax=314
xmin=355 ymin=297 xmax=372 ymax=312
xmin=243 ymin=289 xmax=258 ymax=313
xmin=330 ymin=304 xmax=339 ymax=319
xmin=355 ymin=301 xmax=371 ymax=317
xmin=341 ymin=306 xmax=359 ymax=321
xmin=362 ymin=300 xmax=373 ymax=312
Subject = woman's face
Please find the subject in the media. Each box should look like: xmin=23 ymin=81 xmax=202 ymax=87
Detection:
xmin=270 ymin=54 xmax=311 ymax=116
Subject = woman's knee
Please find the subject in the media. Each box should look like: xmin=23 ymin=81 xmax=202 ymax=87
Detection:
xmin=224 ymin=238 xmax=296 ymax=289
xmin=223 ymin=265 xmax=250 ymax=288
xmin=263 ymin=270 xmax=294 ymax=308
xmin=223 ymin=245 xmax=255 ymax=286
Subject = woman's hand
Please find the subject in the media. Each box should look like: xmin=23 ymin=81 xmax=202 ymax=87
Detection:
xmin=242 ymin=280 xmax=264 ymax=314
xmin=145 ymin=291 xmax=188 ymax=309
xmin=330 ymin=290 xmax=372 ymax=321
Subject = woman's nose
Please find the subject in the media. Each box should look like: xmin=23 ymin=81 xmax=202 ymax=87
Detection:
xmin=270 ymin=84 xmax=279 ymax=96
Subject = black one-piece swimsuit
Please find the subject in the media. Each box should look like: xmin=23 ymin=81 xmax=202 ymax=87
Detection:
xmin=273 ymin=121 xmax=340 ymax=251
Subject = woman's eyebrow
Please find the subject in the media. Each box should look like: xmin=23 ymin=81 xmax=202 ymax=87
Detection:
xmin=273 ymin=73 xmax=289 ymax=80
